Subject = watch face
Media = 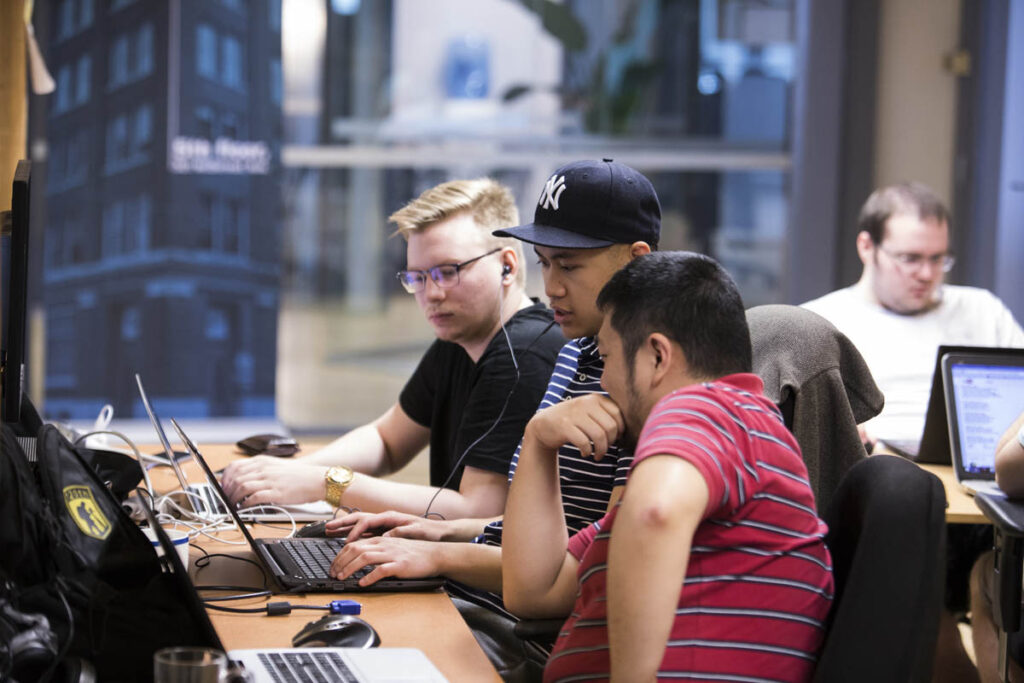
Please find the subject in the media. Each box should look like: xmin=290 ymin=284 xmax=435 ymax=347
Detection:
xmin=329 ymin=467 xmax=353 ymax=485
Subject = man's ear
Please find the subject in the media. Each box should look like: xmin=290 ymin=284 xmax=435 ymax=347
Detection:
xmin=855 ymin=231 xmax=874 ymax=266
xmin=629 ymin=241 xmax=652 ymax=260
xmin=647 ymin=333 xmax=676 ymax=385
xmin=500 ymin=248 xmax=517 ymax=281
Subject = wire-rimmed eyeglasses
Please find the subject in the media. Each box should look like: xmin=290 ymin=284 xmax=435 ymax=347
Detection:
xmin=878 ymin=246 xmax=955 ymax=274
xmin=396 ymin=248 xmax=502 ymax=293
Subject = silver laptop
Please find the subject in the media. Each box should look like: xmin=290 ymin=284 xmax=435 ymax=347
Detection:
xmin=138 ymin=495 xmax=448 ymax=682
xmin=941 ymin=351 xmax=1024 ymax=497
xmin=136 ymin=373 xmax=333 ymax=522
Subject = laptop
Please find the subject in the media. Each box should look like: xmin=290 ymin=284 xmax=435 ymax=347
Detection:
xmin=136 ymin=373 xmax=334 ymax=523
xmin=942 ymin=351 xmax=1024 ymax=496
xmin=883 ymin=345 xmax=1024 ymax=464
xmin=138 ymin=496 xmax=448 ymax=682
xmin=169 ymin=417 xmax=445 ymax=594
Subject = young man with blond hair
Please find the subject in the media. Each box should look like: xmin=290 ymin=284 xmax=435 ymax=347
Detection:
xmin=328 ymin=160 xmax=662 ymax=680
xmin=221 ymin=178 xmax=565 ymax=518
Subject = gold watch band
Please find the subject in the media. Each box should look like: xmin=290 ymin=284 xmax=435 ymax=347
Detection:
xmin=324 ymin=466 xmax=354 ymax=507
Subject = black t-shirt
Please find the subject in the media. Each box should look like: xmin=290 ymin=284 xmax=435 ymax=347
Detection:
xmin=399 ymin=300 xmax=565 ymax=490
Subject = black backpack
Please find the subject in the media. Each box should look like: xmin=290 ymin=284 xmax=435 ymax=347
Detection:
xmin=0 ymin=421 xmax=219 ymax=682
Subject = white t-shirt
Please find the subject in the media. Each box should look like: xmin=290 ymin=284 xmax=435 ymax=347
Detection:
xmin=802 ymin=284 xmax=1024 ymax=441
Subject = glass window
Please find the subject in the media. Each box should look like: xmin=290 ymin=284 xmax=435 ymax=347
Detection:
xmin=31 ymin=0 xmax=808 ymax=424
xmin=56 ymin=0 xmax=74 ymax=40
xmin=102 ymin=200 xmax=125 ymax=257
xmin=46 ymin=306 xmax=77 ymax=390
xmin=205 ymin=308 xmax=229 ymax=340
xmin=198 ymin=193 xmax=214 ymax=249
xmin=79 ymin=0 xmax=94 ymax=29
xmin=197 ymin=24 xmax=218 ymax=79
xmin=55 ymin=65 xmax=72 ymax=112
xmin=137 ymin=23 xmax=154 ymax=77
xmin=121 ymin=307 xmax=141 ymax=341
xmin=269 ymin=0 xmax=281 ymax=33
xmin=270 ymin=58 xmax=282 ymax=104
xmin=196 ymin=105 xmax=215 ymax=139
xmin=134 ymin=104 xmax=152 ymax=149
xmin=75 ymin=54 xmax=91 ymax=105
xmin=137 ymin=194 xmax=151 ymax=251
xmin=222 ymin=35 xmax=243 ymax=90
xmin=109 ymin=35 xmax=129 ymax=86
xmin=105 ymin=114 xmax=128 ymax=168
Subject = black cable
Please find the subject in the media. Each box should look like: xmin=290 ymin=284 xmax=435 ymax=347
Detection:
xmin=421 ymin=314 xmax=558 ymax=520
xmin=193 ymin=551 xmax=269 ymax=589
xmin=420 ymin=276 xmax=527 ymax=520
xmin=203 ymin=602 xmax=332 ymax=615
xmin=195 ymin=586 xmax=272 ymax=602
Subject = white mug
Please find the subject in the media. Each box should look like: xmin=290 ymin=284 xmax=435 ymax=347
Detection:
xmin=142 ymin=526 xmax=191 ymax=569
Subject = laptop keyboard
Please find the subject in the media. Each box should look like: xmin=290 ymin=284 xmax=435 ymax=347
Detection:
xmin=257 ymin=651 xmax=358 ymax=682
xmin=276 ymin=539 xmax=372 ymax=584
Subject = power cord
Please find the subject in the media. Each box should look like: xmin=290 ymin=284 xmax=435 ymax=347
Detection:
xmin=202 ymin=601 xmax=359 ymax=616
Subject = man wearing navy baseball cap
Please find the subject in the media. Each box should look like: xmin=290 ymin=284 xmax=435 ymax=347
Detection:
xmin=494 ymin=157 xmax=661 ymax=250
xmin=329 ymin=160 xmax=661 ymax=680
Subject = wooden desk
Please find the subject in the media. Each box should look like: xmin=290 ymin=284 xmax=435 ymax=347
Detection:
xmin=149 ymin=443 xmax=499 ymax=682
xmin=918 ymin=463 xmax=988 ymax=525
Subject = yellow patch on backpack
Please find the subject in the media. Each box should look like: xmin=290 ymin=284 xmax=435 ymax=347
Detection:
xmin=63 ymin=485 xmax=112 ymax=540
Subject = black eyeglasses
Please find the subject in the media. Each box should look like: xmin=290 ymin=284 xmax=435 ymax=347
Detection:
xmin=396 ymin=248 xmax=501 ymax=294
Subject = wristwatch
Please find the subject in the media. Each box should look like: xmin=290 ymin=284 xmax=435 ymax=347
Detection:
xmin=324 ymin=466 xmax=355 ymax=507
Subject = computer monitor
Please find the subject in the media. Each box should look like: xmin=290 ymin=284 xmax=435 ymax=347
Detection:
xmin=1 ymin=159 xmax=40 ymax=436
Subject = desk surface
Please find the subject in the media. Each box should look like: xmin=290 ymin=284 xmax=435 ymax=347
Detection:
xmin=151 ymin=443 xmax=499 ymax=682
xmin=918 ymin=463 xmax=988 ymax=525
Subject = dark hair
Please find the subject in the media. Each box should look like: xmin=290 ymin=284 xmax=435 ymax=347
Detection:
xmin=858 ymin=182 xmax=951 ymax=244
xmin=596 ymin=251 xmax=752 ymax=379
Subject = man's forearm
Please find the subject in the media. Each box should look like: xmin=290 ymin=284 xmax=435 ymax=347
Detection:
xmin=502 ymin=431 xmax=572 ymax=615
xmin=300 ymin=423 xmax=393 ymax=475
xmin=340 ymin=476 xmax=504 ymax=518
xmin=607 ymin=501 xmax=692 ymax=681
xmin=431 ymin=542 xmax=504 ymax=593
xmin=607 ymin=458 xmax=706 ymax=681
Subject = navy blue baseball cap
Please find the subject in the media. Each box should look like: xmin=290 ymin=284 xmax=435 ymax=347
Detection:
xmin=493 ymin=159 xmax=661 ymax=248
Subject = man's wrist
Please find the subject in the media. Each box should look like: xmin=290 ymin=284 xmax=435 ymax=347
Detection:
xmin=1017 ymin=423 xmax=1024 ymax=450
xmin=325 ymin=465 xmax=355 ymax=507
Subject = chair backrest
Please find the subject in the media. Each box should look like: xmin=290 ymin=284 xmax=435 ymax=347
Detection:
xmin=812 ymin=455 xmax=945 ymax=683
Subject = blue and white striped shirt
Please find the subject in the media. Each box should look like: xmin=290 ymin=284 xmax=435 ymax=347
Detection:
xmin=447 ymin=337 xmax=634 ymax=625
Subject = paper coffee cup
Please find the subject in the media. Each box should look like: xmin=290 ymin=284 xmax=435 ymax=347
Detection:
xmin=143 ymin=526 xmax=191 ymax=569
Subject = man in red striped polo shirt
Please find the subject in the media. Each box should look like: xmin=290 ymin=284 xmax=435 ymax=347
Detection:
xmin=503 ymin=252 xmax=834 ymax=682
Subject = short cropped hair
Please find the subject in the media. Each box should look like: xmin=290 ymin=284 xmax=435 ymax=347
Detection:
xmin=858 ymin=182 xmax=951 ymax=245
xmin=597 ymin=251 xmax=752 ymax=379
xmin=390 ymin=178 xmax=526 ymax=286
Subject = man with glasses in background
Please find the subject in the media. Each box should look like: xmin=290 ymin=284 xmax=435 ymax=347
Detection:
xmin=803 ymin=181 xmax=1023 ymax=450
xmin=802 ymin=181 xmax=1024 ymax=683
xmin=221 ymin=179 xmax=565 ymax=519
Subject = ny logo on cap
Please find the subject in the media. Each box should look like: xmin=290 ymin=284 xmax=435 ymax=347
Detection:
xmin=538 ymin=174 xmax=567 ymax=211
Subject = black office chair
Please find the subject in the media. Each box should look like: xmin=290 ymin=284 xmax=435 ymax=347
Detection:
xmin=812 ymin=454 xmax=946 ymax=682
xmin=973 ymin=492 xmax=1024 ymax=682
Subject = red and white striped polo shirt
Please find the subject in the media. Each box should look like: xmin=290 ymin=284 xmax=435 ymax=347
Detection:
xmin=544 ymin=373 xmax=833 ymax=683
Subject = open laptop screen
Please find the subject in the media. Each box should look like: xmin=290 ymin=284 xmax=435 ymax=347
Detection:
xmin=942 ymin=352 xmax=1024 ymax=480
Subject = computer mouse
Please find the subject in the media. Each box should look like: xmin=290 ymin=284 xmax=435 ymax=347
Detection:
xmin=295 ymin=520 xmax=329 ymax=538
xmin=236 ymin=434 xmax=300 ymax=457
xmin=291 ymin=615 xmax=380 ymax=649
